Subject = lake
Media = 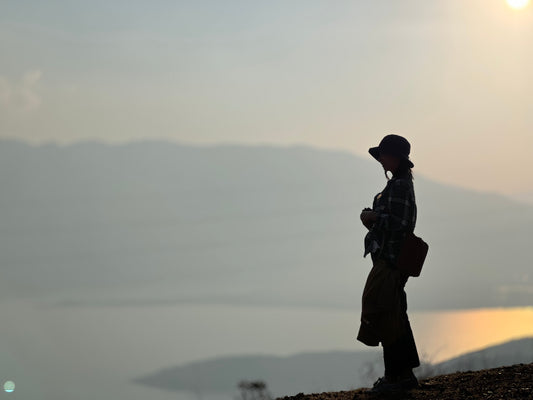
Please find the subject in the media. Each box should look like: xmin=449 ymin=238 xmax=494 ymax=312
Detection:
xmin=1 ymin=299 xmax=532 ymax=400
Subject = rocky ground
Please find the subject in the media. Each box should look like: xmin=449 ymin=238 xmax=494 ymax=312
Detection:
xmin=276 ymin=363 xmax=533 ymax=400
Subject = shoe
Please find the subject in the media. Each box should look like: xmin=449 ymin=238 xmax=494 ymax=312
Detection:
xmin=397 ymin=370 xmax=419 ymax=390
xmin=366 ymin=376 xmax=395 ymax=393
xmin=397 ymin=375 xmax=418 ymax=390
xmin=367 ymin=375 xmax=418 ymax=393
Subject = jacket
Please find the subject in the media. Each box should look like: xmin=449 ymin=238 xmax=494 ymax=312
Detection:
xmin=357 ymin=258 xmax=407 ymax=346
xmin=363 ymin=175 xmax=416 ymax=267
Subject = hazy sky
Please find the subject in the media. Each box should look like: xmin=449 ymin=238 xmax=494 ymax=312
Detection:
xmin=1 ymin=0 xmax=533 ymax=196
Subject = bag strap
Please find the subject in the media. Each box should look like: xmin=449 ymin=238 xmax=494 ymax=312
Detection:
xmin=410 ymin=183 xmax=417 ymax=233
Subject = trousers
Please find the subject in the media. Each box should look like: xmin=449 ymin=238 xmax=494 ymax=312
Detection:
xmin=382 ymin=275 xmax=420 ymax=377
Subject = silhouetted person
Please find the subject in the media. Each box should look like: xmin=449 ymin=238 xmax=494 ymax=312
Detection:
xmin=357 ymin=134 xmax=420 ymax=393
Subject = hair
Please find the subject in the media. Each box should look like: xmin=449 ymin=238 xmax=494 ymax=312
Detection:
xmin=385 ymin=158 xmax=413 ymax=181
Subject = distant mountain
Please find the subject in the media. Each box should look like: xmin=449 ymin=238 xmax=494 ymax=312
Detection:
xmin=1 ymin=138 xmax=532 ymax=310
xmin=434 ymin=337 xmax=533 ymax=374
xmin=132 ymin=337 xmax=533 ymax=398
xmin=132 ymin=350 xmax=380 ymax=397
xmin=510 ymin=190 xmax=533 ymax=206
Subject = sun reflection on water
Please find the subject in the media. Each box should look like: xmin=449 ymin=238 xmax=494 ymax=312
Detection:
xmin=411 ymin=307 xmax=533 ymax=363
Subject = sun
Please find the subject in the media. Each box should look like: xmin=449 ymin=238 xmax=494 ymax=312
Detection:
xmin=506 ymin=0 xmax=530 ymax=9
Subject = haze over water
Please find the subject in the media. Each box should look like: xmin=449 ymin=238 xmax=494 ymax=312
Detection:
xmin=2 ymin=297 xmax=532 ymax=400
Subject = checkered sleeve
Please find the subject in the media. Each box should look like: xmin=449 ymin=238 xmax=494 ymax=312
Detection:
xmin=374 ymin=179 xmax=412 ymax=233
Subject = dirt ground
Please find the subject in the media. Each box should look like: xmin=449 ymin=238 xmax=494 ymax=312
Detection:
xmin=276 ymin=363 xmax=533 ymax=400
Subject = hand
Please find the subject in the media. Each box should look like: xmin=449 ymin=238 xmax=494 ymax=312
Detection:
xmin=360 ymin=210 xmax=377 ymax=229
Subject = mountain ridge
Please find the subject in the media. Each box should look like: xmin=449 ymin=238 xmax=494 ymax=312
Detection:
xmin=1 ymin=137 xmax=526 ymax=204
xmin=1 ymin=138 xmax=532 ymax=310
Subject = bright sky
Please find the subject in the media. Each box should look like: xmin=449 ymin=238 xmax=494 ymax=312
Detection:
xmin=1 ymin=0 xmax=532 ymax=198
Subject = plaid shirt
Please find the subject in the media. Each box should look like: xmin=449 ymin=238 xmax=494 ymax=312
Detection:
xmin=363 ymin=176 xmax=417 ymax=267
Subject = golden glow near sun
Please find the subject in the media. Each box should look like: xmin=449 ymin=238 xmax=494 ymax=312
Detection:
xmin=507 ymin=0 xmax=530 ymax=9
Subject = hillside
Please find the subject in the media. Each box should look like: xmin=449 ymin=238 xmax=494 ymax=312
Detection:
xmin=276 ymin=362 xmax=533 ymax=400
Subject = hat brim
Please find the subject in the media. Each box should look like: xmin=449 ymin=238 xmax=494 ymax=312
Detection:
xmin=369 ymin=147 xmax=380 ymax=161
xmin=368 ymin=146 xmax=414 ymax=168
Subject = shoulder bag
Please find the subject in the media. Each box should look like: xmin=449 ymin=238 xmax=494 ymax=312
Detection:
xmin=395 ymin=231 xmax=428 ymax=277
xmin=395 ymin=183 xmax=428 ymax=277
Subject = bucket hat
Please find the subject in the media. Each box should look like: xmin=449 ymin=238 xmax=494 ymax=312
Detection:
xmin=368 ymin=134 xmax=414 ymax=168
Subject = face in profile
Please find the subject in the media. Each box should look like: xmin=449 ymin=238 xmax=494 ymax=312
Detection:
xmin=377 ymin=153 xmax=401 ymax=173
